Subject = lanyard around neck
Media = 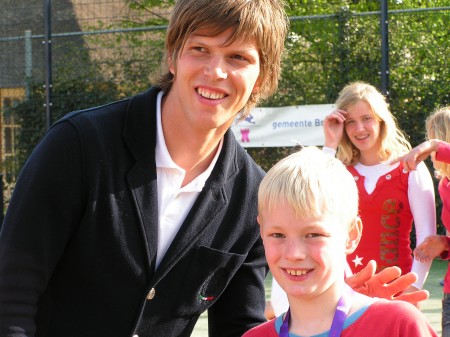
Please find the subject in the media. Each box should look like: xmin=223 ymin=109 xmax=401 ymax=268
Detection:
xmin=279 ymin=286 xmax=354 ymax=337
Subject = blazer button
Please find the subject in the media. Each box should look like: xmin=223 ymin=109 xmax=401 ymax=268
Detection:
xmin=147 ymin=288 xmax=156 ymax=300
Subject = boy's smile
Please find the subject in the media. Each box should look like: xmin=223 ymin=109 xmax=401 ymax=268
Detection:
xmin=258 ymin=202 xmax=349 ymax=300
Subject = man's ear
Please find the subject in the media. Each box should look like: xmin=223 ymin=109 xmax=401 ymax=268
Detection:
xmin=346 ymin=217 xmax=362 ymax=254
xmin=252 ymin=76 xmax=261 ymax=94
xmin=168 ymin=54 xmax=175 ymax=75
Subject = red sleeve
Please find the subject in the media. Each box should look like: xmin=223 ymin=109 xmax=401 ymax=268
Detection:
xmin=440 ymin=236 xmax=450 ymax=260
xmin=436 ymin=141 xmax=450 ymax=164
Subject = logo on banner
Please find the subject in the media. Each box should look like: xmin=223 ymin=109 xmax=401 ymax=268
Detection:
xmin=239 ymin=114 xmax=256 ymax=142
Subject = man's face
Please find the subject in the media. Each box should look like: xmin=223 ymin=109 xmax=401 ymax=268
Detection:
xmin=167 ymin=28 xmax=261 ymax=134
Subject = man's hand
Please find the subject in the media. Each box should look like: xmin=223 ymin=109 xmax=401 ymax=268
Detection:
xmin=345 ymin=260 xmax=429 ymax=304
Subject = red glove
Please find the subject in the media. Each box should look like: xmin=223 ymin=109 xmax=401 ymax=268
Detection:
xmin=345 ymin=260 xmax=429 ymax=304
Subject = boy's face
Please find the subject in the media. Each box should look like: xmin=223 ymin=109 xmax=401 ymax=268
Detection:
xmin=168 ymin=27 xmax=261 ymax=133
xmin=258 ymin=202 xmax=358 ymax=301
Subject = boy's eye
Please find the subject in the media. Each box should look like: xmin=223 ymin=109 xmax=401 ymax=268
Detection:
xmin=363 ymin=116 xmax=372 ymax=121
xmin=305 ymin=233 xmax=323 ymax=238
xmin=345 ymin=120 xmax=354 ymax=125
xmin=270 ymin=233 xmax=284 ymax=239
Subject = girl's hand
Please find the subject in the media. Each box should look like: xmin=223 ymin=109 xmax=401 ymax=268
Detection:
xmin=414 ymin=234 xmax=448 ymax=263
xmin=323 ymin=109 xmax=347 ymax=149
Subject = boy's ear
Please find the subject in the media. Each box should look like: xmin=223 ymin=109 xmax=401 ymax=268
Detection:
xmin=257 ymin=215 xmax=263 ymax=238
xmin=345 ymin=217 xmax=362 ymax=255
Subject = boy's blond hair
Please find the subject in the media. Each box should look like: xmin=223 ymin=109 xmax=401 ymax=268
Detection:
xmin=258 ymin=146 xmax=359 ymax=228
xmin=153 ymin=0 xmax=289 ymax=119
xmin=335 ymin=82 xmax=411 ymax=165
xmin=426 ymin=106 xmax=450 ymax=178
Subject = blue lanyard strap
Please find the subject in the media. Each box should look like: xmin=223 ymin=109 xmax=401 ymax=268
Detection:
xmin=279 ymin=286 xmax=354 ymax=337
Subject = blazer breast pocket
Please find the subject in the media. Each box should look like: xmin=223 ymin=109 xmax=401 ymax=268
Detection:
xmin=172 ymin=245 xmax=246 ymax=317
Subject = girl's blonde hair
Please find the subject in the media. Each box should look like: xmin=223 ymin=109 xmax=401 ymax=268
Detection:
xmin=335 ymin=82 xmax=411 ymax=165
xmin=258 ymin=146 xmax=359 ymax=229
xmin=426 ymin=106 xmax=450 ymax=178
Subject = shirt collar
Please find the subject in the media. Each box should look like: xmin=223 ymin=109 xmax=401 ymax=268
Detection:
xmin=154 ymin=91 xmax=223 ymax=190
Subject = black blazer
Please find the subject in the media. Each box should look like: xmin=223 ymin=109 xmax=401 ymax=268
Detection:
xmin=0 ymin=87 xmax=267 ymax=337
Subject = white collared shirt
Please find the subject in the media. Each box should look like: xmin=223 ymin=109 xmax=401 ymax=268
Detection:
xmin=154 ymin=91 xmax=223 ymax=269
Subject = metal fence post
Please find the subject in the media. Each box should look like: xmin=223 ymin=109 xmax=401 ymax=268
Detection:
xmin=44 ymin=0 xmax=52 ymax=129
xmin=380 ymin=0 xmax=389 ymax=97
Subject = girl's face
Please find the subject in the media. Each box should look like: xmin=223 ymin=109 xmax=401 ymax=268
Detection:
xmin=344 ymin=100 xmax=382 ymax=163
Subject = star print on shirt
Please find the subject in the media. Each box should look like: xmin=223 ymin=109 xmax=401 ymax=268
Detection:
xmin=352 ymin=255 xmax=363 ymax=267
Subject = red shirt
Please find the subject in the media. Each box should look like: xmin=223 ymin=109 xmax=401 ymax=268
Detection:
xmin=242 ymin=300 xmax=438 ymax=337
xmin=435 ymin=141 xmax=450 ymax=293
xmin=347 ymin=165 xmax=413 ymax=275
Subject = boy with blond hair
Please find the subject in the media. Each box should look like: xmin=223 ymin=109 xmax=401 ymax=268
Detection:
xmin=244 ymin=147 xmax=437 ymax=336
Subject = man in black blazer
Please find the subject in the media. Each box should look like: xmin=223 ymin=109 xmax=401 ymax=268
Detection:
xmin=0 ymin=0 xmax=429 ymax=336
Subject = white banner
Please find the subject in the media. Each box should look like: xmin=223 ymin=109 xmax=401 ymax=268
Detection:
xmin=231 ymin=104 xmax=334 ymax=147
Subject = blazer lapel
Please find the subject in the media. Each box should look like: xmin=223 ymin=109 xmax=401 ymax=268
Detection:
xmin=154 ymin=131 xmax=236 ymax=280
xmin=123 ymin=88 xmax=160 ymax=278
xmin=127 ymin=160 xmax=159 ymax=278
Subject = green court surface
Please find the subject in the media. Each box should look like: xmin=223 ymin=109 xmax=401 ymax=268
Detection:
xmin=192 ymin=259 xmax=447 ymax=336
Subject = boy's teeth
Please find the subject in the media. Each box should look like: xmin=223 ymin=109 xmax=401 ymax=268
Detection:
xmin=287 ymin=269 xmax=307 ymax=276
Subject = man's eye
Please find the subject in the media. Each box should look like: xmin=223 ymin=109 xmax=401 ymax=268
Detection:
xmin=192 ymin=46 xmax=206 ymax=52
xmin=232 ymin=54 xmax=248 ymax=61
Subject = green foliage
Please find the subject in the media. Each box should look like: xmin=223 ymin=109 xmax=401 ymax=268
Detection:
xmin=13 ymin=77 xmax=120 ymax=173
xmin=6 ymin=1 xmax=448 ymax=235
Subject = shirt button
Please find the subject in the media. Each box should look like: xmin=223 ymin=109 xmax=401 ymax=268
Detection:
xmin=147 ymin=288 xmax=156 ymax=300
xmin=386 ymin=174 xmax=392 ymax=180
xmin=354 ymin=176 xmax=359 ymax=181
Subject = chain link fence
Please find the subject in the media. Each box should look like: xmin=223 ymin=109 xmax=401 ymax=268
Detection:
xmin=1 ymin=1 xmax=449 ymax=214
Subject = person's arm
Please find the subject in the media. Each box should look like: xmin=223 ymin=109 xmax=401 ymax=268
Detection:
xmin=435 ymin=140 xmax=450 ymax=163
xmin=394 ymin=139 xmax=450 ymax=171
xmin=0 ymin=122 xmax=84 ymax=335
xmin=322 ymin=109 xmax=347 ymax=150
xmin=407 ymin=162 xmax=436 ymax=290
